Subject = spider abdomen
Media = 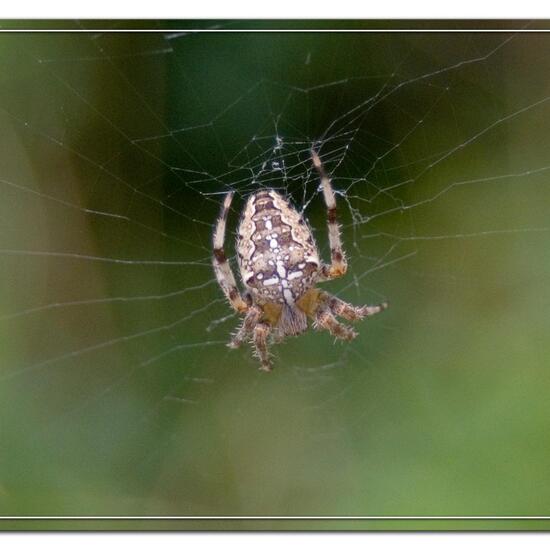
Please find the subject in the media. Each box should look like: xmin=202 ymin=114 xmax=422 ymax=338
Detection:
xmin=237 ymin=190 xmax=320 ymax=305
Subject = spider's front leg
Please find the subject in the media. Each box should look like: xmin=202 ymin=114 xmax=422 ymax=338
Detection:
xmin=228 ymin=305 xmax=262 ymax=349
xmin=309 ymin=290 xmax=388 ymax=341
xmin=311 ymin=151 xmax=347 ymax=281
xmin=314 ymin=306 xmax=357 ymax=341
xmin=252 ymin=321 xmax=273 ymax=372
xmin=228 ymin=305 xmax=274 ymax=372
xmin=326 ymin=293 xmax=389 ymax=321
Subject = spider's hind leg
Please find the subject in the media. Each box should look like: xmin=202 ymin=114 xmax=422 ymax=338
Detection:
xmin=311 ymin=151 xmax=347 ymax=281
xmin=212 ymin=191 xmax=249 ymax=314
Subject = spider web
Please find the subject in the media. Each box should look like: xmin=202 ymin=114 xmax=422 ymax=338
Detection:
xmin=2 ymin=23 xmax=550 ymax=519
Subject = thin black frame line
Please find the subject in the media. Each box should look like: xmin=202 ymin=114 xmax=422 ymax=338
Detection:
xmin=1 ymin=516 xmax=550 ymax=520
xmin=0 ymin=29 xmax=547 ymax=33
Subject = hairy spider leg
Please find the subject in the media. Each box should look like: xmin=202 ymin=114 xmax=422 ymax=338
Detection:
xmin=324 ymin=293 xmax=389 ymax=321
xmin=314 ymin=305 xmax=357 ymax=341
xmin=252 ymin=322 xmax=273 ymax=372
xmin=311 ymin=151 xmax=348 ymax=280
xmin=212 ymin=191 xmax=249 ymax=314
xmin=228 ymin=305 xmax=263 ymax=348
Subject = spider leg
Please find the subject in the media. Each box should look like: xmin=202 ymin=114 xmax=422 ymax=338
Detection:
xmin=213 ymin=191 xmax=249 ymax=313
xmin=314 ymin=305 xmax=357 ymax=341
xmin=324 ymin=292 xmax=389 ymax=321
xmin=311 ymin=151 xmax=347 ymax=281
xmin=228 ymin=305 xmax=262 ymax=349
xmin=252 ymin=321 xmax=273 ymax=372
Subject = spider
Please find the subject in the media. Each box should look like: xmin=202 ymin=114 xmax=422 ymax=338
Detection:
xmin=212 ymin=151 xmax=388 ymax=372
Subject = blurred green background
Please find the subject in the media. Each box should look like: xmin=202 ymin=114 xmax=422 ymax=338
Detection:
xmin=0 ymin=23 xmax=550 ymax=530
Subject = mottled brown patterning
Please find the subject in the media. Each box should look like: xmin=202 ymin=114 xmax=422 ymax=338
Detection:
xmin=212 ymin=151 xmax=389 ymax=372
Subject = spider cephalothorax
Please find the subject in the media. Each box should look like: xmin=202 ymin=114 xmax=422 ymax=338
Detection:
xmin=213 ymin=151 xmax=388 ymax=372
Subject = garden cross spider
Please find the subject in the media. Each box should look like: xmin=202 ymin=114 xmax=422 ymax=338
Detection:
xmin=212 ymin=151 xmax=388 ymax=372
